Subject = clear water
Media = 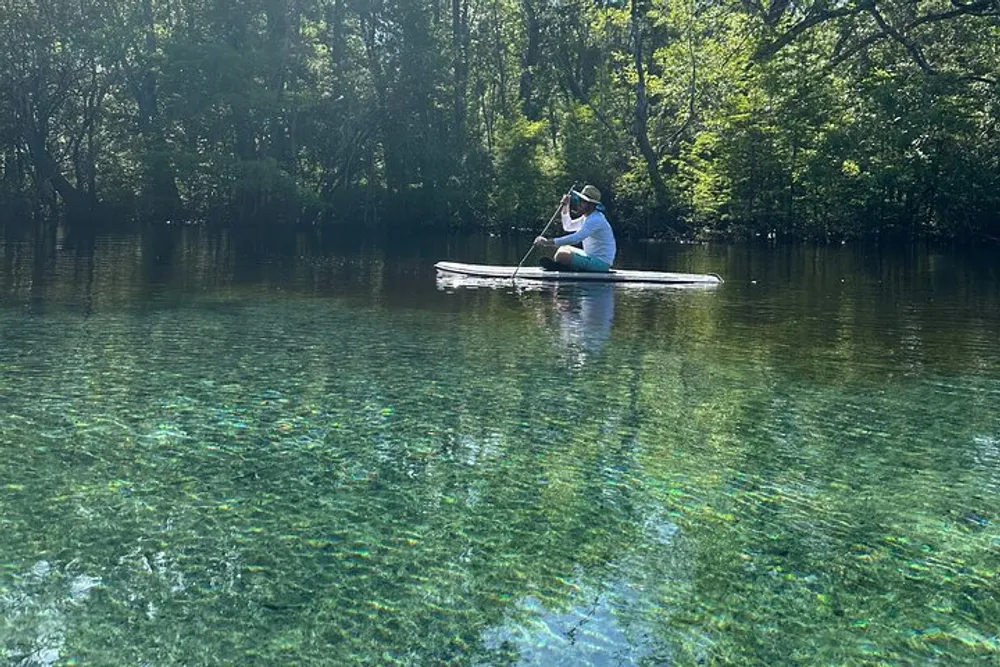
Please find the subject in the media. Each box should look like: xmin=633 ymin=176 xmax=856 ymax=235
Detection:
xmin=1 ymin=229 xmax=998 ymax=665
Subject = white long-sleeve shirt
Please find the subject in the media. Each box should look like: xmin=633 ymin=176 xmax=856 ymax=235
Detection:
xmin=553 ymin=207 xmax=617 ymax=266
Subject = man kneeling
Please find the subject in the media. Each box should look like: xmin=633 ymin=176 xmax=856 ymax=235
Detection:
xmin=533 ymin=185 xmax=616 ymax=272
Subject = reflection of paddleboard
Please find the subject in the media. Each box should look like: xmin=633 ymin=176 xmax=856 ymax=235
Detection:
xmin=435 ymin=261 xmax=723 ymax=285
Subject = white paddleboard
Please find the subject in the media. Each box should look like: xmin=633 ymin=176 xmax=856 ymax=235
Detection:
xmin=435 ymin=261 xmax=723 ymax=285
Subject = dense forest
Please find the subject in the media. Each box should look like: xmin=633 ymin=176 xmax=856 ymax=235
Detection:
xmin=0 ymin=0 xmax=998 ymax=240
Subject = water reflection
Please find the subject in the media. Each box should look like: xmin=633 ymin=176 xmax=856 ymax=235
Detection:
xmin=436 ymin=273 xmax=725 ymax=371
xmin=435 ymin=275 xmax=617 ymax=366
xmin=546 ymin=283 xmax=615 ymax=367
xmin=3 ymin=225 xmax=998 ymax=382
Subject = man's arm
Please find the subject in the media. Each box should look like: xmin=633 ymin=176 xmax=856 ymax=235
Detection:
xmin=561 ymin=205 xmax=586 ymax=232
xmin=553 ymin=217 xmax=597 ymax=246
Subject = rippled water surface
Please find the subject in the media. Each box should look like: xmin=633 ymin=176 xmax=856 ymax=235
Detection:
xmin=1 ymin=229 xmax=998 ymax=665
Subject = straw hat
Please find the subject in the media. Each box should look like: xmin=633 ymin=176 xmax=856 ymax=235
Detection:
xmin=573 ymin=185 xmax=602 ymax=204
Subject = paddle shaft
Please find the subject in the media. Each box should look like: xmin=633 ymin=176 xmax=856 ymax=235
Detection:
xmin=511 ymin=185 xmax=575 ymax=282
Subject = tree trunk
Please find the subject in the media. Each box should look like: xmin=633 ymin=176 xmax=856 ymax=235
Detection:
xmin=452 ymin=0 xmax=469 ymax=148
xmin=328 ymin=0 xmax=344 ymax=64
xmin=265 ymin=0 xmax=294 ymax=165
xmin=136 ymin=0 xmax=158 ymax=134
xmin=361 ymin=5 xmax=401 ymax=194
xmin=493 ymin=0 xmax=507 ymax=114
xmin=519 ymin=0 xmax=542 ymax=120
xmin=26 ymin=126 xmax=94 ymax=216
xmin=136 ymin=0 xmax=181 ymax=218
xmin=631 ymin=0 xmax=669 ymax=211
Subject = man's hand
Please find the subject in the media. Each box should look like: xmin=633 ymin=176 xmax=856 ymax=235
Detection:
xmin=533 ymin=236 xmax=554 ymax=247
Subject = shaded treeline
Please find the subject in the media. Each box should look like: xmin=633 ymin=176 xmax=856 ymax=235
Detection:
xmin=0 ymin=0 xmax=999 ymax=239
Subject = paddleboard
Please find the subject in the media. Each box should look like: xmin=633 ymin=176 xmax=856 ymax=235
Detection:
xmin=435 ymin=261 xmax=723 ymax=285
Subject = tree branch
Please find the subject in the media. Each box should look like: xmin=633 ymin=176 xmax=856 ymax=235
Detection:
xmin=867 ymin=4 xmax=934 ymax=73
xmin=757 ymin=0 xmax=998 ymax=63
xmin=949 ymin=0 xmax=1000 ymax=16
xmin=658 ymin=0 xmax=698 ymax=158
xmin=754 ymin=5 xmax=865 ymax=60
xmin=828 ymin=29 xmax=888 ymax=68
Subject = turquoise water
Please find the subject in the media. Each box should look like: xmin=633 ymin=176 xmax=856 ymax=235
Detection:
xmin=1 ymin=230 xmax=999 ymax=665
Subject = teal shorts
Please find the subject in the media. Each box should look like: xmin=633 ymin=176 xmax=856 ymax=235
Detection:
xmin=567 ymin=247 xmax=611 ymax=272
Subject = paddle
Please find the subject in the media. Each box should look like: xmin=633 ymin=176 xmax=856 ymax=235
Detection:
xmin=511 ymin=183 xmax=577 ymax=282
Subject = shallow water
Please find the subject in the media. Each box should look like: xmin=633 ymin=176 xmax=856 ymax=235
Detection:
xmin=1 ymin=228 xmax=998 ymax=665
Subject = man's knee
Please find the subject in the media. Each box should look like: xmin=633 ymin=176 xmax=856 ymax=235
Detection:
xmin=554 ymin=247 xmax=574 ymax=262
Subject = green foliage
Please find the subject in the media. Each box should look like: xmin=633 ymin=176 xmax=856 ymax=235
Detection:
xmin=0 ymin=0 xmax=998 ymax=238
xmin=491 ymin=115 xmax=559 ymax=228
xmin=559 ymin=103 xmax=618 ymax=191
xmin=231 ymin=158 xmax=304 ymax=223
xmin=609 ymin=164 xmax=659 ymax=235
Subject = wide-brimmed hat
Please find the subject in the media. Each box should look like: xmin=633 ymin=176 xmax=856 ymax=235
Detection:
xmin=572 ymin=185 xmax=602 ymax=204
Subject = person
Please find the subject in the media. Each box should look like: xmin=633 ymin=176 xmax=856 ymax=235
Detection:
xmin=533 ymin=184 xmax=616 ymax=272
